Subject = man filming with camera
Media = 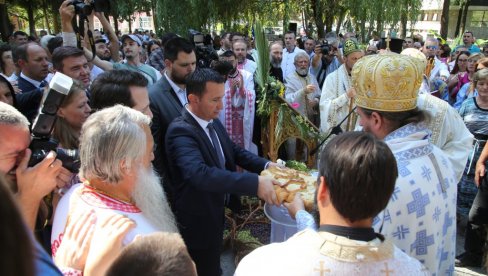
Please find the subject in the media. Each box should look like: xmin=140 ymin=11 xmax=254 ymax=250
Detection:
xmin=311 ymin=38 xmax=342 ymax=89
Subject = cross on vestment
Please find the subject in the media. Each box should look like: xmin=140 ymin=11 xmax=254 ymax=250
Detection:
xmin=381 ymin=262 xmax=394 ymax=276
xmin=313 ymin=261 xmax=331 ymax=276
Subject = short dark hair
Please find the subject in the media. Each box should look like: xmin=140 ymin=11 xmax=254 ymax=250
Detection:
xmin=229 ymin=32 xmax=244 ymax=42
xmin=219 ymin=50 xmax=236 ymax=59
xmin=47 ymin=36 xmax=63 ymax=55
xmin=319 ymin=132 xmax=398 ymax=222
xmin=186 ymin=68 xmax=225 ymax=97
xmin=360 ymin=107 xmax=430 ymax=133
xmin=163 ymin=37 xmax=194 ymax=62
xmin=285 ymin=31 xmax=296 ymax=37
xmin=51 ymin=46 xmax=85 ymax=71
xmin=161 ymin=33 xmax=178 ymax=47
xmin=90 ymin=70 xmax=148 ymax=111
xmin=106 ymin=232 xmax=196 ymax=276
xmin=13 ymin=31 xmax=28 ymax=38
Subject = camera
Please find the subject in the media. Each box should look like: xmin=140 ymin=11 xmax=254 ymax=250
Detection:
xmin=28 ymin=73 xmax=81 ymax=173
xmin=320 ymin=41 xmax=331 ymax=55
xmin=188 ymin=29 xmax=218 ymax=68
xmin=70 ymin=0 xmax=110 ymax=16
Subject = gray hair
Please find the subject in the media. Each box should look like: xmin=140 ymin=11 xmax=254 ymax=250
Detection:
xmin=79 ymin=105 xmax=151 ymax=183
xmin=0 ymin=102 xmax=30 ymax=127
xmin=294 ymin=52 xmax=309 ymax=63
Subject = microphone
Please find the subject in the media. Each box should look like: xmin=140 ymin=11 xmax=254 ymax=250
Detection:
xmin=310 ymin=107 xmax=357 ymax=155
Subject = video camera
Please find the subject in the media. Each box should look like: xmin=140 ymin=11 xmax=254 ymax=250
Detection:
xmin=28 ymin=73 xmax=80 ymax=174
xmin=188 ymin=29 xmax=218 ymax=68
xmin=69 ymin=0 xmax=110 ymax=16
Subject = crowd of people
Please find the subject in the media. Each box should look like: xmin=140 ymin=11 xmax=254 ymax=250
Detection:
xmin=1 ymin=0 xmax=488 ymax=275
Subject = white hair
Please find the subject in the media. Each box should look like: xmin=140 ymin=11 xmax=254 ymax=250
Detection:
xmin=294 ymin=52 xmax=309 ymax=63
xmin=79 ymin=105 xmax=151 ymax=183
xmin=0 ymin=102 xmax=30 ymax=127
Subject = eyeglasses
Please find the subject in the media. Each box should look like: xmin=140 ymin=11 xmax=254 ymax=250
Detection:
xmin=425 ymin=46 xmax=438 ymax=50
xmin=458 ymin=59 xmax=467 ymax=62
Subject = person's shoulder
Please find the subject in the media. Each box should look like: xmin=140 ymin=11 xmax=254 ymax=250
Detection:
xmin=148 ymin=76 xmax=170 ymax=95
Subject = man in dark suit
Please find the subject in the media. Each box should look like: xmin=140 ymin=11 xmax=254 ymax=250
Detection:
xmin=149 ymin=37 xmax=196 ymax=205
xmin=165 ymin=68 xmax=280 ymax=276
xmin=13 ymin=42 xmax=50 ymax=122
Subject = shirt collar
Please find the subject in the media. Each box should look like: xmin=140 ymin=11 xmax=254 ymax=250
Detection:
xmin=20 ymin=72 xmax=43 ymax=88
xmin=164 ymin=71 xmax=185 ymax=94
xmin=186 ymin=106 xmax=212 ymax=130
xmin=285 ymin=46 xmax=296 ymax=53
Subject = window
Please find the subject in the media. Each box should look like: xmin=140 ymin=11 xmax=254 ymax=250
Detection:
xmin=432 ymin=13 xmax=438 ymax=21
xmin=470 ymin=11 xmax=487 ymax=27
xmin=423 ymin=13 xmax=429 ymax=21
xmin=139 ymin=16 xmax=151 ymax=29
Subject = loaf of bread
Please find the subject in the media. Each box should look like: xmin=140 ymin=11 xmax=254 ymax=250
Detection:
xmin=261 ymin=166 xmax=317 ymax=211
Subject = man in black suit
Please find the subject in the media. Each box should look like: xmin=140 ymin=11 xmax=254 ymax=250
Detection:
xmin=13 ymin=42 xmax=50 ymax=122
xmin=149 ymin=37 xmax=196 ymax=205
xmin=165 ymin=68 xmax=281 ymax=276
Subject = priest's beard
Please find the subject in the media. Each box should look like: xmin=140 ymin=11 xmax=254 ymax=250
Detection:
xmin=271 ymin=56 xmax=282 ymax=68
xmin=296 ymin=67 xmax=308 ymax=76
xmin=132 ymin=165 xmax=178 ymax=233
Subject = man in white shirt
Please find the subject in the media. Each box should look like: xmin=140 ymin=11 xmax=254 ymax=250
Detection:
xmin=282 ymin=31 xmax=307 ymax=79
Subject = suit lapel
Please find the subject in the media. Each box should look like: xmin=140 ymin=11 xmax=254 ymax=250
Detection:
xmin=181 ymin=109 xmax=222 ymax=166
xmin=162 ymin=77 xmax=183 ymax=109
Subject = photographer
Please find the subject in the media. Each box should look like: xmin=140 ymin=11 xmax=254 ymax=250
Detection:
xmin=0 ymin=102 xmax=71 ymax=241
xmin=311 ymin=39 xmax=342 ymax=89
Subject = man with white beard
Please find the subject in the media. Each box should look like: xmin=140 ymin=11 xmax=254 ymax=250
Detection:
xmin=51 ymin=105 xmax=177 ymax=260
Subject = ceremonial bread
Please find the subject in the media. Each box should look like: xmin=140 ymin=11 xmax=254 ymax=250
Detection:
xmin=261 ymin=166 xmax=317 ymax=211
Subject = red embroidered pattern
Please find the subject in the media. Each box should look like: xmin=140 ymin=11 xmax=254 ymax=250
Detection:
xmin=78 ymin=185 xmax=141 ymax=213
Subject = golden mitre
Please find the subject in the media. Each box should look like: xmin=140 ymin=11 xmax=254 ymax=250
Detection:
xmin=352 ymin=53 xmax=426 ymax=112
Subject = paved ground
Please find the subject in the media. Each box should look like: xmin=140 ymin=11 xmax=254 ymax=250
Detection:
xmin=221 ymin=223 xmax=488 ymax=275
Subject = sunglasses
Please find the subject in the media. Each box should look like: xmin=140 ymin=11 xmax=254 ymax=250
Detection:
xmin=458 ymin=59 xmax=467 ymax=62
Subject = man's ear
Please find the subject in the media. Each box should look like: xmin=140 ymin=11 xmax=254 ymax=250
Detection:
xmin=370 ymin=111 xmax=384 ymax=132
xmin=164 ymin=59 xmax=172 ymax=70
xmin=187 ymin=93 xmax=198 ymax=104
xmin=17 ymin=59 xmax=26 ymax=68
xmin=317 ymin=176 xmax=329 ymax=208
